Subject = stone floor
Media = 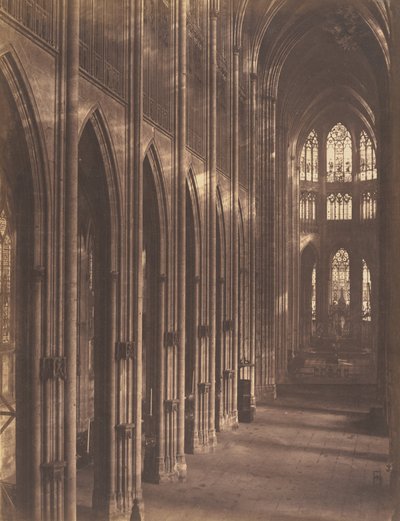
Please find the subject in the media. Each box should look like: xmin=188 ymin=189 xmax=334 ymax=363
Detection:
xmin=78 ymin=385 xmax=393 ymax=521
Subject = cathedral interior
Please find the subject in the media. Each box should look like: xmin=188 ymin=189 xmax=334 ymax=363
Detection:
xmin=0 ymin=0 xmax=400 ymax=520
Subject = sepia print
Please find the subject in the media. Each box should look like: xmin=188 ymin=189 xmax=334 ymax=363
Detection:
xmin=0 ymin=0 xmax=399 ymax=520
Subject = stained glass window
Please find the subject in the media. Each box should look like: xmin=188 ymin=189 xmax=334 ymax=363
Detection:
xmin=0 ymin=206 xmax=13 ymax=399
xmin=361 ymin=191 xmax=377 ymax=220
xmin=300 ymin=192 xmax=316 ymax=222
xmin=362 ymin=259 xmax=371 ymax=321
xmin=88 ymin=236 xmax=95 ymax=375
xmin=311 ymin=264 xmax=317 ymax=321
xmin=300 ymin=130 xmax=319 ymax=182
xmin=359 ymin=131 xmax=377 ymax=181
xmin=331 ymin=249 xmax=350 ymax=305
xmin=327 ymin=123 xmax=352 ymax=182
xmin=327 ymin=193 xmax=352 ymax=220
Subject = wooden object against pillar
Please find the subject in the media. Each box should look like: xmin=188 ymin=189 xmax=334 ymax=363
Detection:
xmin=176 ymin=0 xmax=187 ymax=479
xmin=64 ymin=0 xmax=79 ymax=519
xmin=232 ymin=49 xmax=240 ymax=420
xmin=208 ymin=1 xmax=219 ymax=447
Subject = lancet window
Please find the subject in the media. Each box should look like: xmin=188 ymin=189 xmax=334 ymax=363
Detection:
xmin=361 ymin=191 xmax=377 ymax=220
xmin=359 ymin=131 xmax=377 ymax=181
xmin=331 ymin=249 xmax=350 ymax=306
xmin=311 ymin=264 xmax=317 ymax=321
xmin=362 ymin=260 xmax=371 ymax=322
xmin=326 ymin=123 xmax=352 ymax=182
xmin=300 ymin=192 xmax=316 ymax=222
xmin=300 ymin=130 xmax=319 ymax=182
xmin=0 ymin=204 xmax=13 ymax=399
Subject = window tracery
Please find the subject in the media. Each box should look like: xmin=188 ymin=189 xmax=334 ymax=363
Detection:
xmin=0 ymin=0 xmax=55 ymax=46
xmin=0 ymin=205 xmax=13 ymax=399
xmin=331 ymin=249 xmax=350 ymax=306
xmin=327 ymin=193 xmax=352 ymax=220
xmin=300 ymin=192 xmax=316 ymax=222
xmin=359 ymin=131 xmax=377 ymax=181
xmin=300 ymin=130 xmax=319 ymax=182
xmin=326 ymin=123 xmax=352 ymax=182
xmin=311 ymin=264 xmax=317 ymax=321
xmin=362 ymin=260 xmax=371 ymax=322
xmin=361 ymin=191 xmax=377 ymax=220
xmin=79 ymin=0 xmax=125 ymax=97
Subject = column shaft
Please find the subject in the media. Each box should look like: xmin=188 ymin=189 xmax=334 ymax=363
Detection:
xmin=249 ymin=74 xmax=257 ymax=408
xmin=208 ymin=6 xmax=218 ymax=445
xmin=64 ymin=0 xmax=79 ymax=519
xmin=176 ymin=0 xmax=187 ymax=477
xmin=232 ymin=50 xmax=240 ymax=416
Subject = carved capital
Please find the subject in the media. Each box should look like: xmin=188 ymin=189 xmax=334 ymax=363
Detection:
xmin=145 ymin=434 xmax=157 ymax=448
xmin=115 ymin=341 xmax=135 ymax=361
xmin=210 ymin=0 xmax=220 ymax=17
xmin=164 ymin=331 xmax=179 ymax=347
xmin=223 ymin=319 xmax=233 ymax=332
xmin=40 ymin=357 xmax=67 ymax=381
xmin=33 ymin=265 xmax=45 ymax=280
xmin=250 ymin=73 xmax=258 ymax=83
xmin=164 ymin=399 xmax=179 ymax=413
xmin=41 ymin=461 xmax=66 ymax=483
xmin=198 ymin=382 xmax=211 ymax=394
xmin=116 ymin=423 xmax=135 ymax=440
xmin=198 ymin=324 xmax=209 ymax=338
xmin=223 ymin=369 xmax=235 ymax=380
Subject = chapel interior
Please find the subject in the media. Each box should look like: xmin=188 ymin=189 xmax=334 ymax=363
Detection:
xmin=0 ymin=1 xmax=400 ymax=520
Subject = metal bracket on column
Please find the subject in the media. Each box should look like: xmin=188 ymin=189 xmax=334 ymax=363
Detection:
xmin=40 ymin=357 xmax=67 ymax=381
xmin=41 ymin=461 xmax=66 ymax=483
xmin=223 ymin=369 xmax=235 ymax=380
xmin=116 ymin=423 xmax=135 ymax=440
xmin=164 ymin=399 xmax=179 ymax=413
xmin=164 ymin=331 xmax=179 ymax=347
xmin=198 ymin=382 xmax=211 ymax=394
xmin=198 ymin=324 xmax=209 ymax=338
xmin=223 ymin=319 xmax=233 ymax=332
xmin=115 ymin=341 xmax=135 ymax=361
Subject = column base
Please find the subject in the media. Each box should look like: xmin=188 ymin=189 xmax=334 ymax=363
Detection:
xmin=92 ymin=492 xmax=119 ymax=520
xmin=143 ymin=456 xmax=181 ymax=484
xmin=175 ymin=454 xmax=187 ymax=481
xmin=218 ymin=412 xmax=239 ymax=431
xmin=239 ymin=405 xmax=256 ymax=423
xmin=255 ymin=384 xmax=277 ymax=403
xmin=190 ymin=430 xmax=217 ymax=453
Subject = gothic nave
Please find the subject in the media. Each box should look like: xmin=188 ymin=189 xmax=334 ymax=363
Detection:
xmin=0 ymin=1 xmax=400 ymax=520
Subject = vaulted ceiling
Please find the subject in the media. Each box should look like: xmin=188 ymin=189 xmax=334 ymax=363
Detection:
xmin=236 ymin=0 xmax=390 ymax=145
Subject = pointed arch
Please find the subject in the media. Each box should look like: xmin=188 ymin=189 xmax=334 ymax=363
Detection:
xmin=186 ymin=167 xmax=202 ymax=278
xmin=0 ymin=47 xmax=49 ymax=264
xmin=0 ymin=46 xmax=50 ymax=516
xmin=216 ymin=186 xmax=227 ymax=280
xmin=80 ymin=106 xmax=122 ymax=271
xmin=143 ymin=142 xmax=169 ymax=273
